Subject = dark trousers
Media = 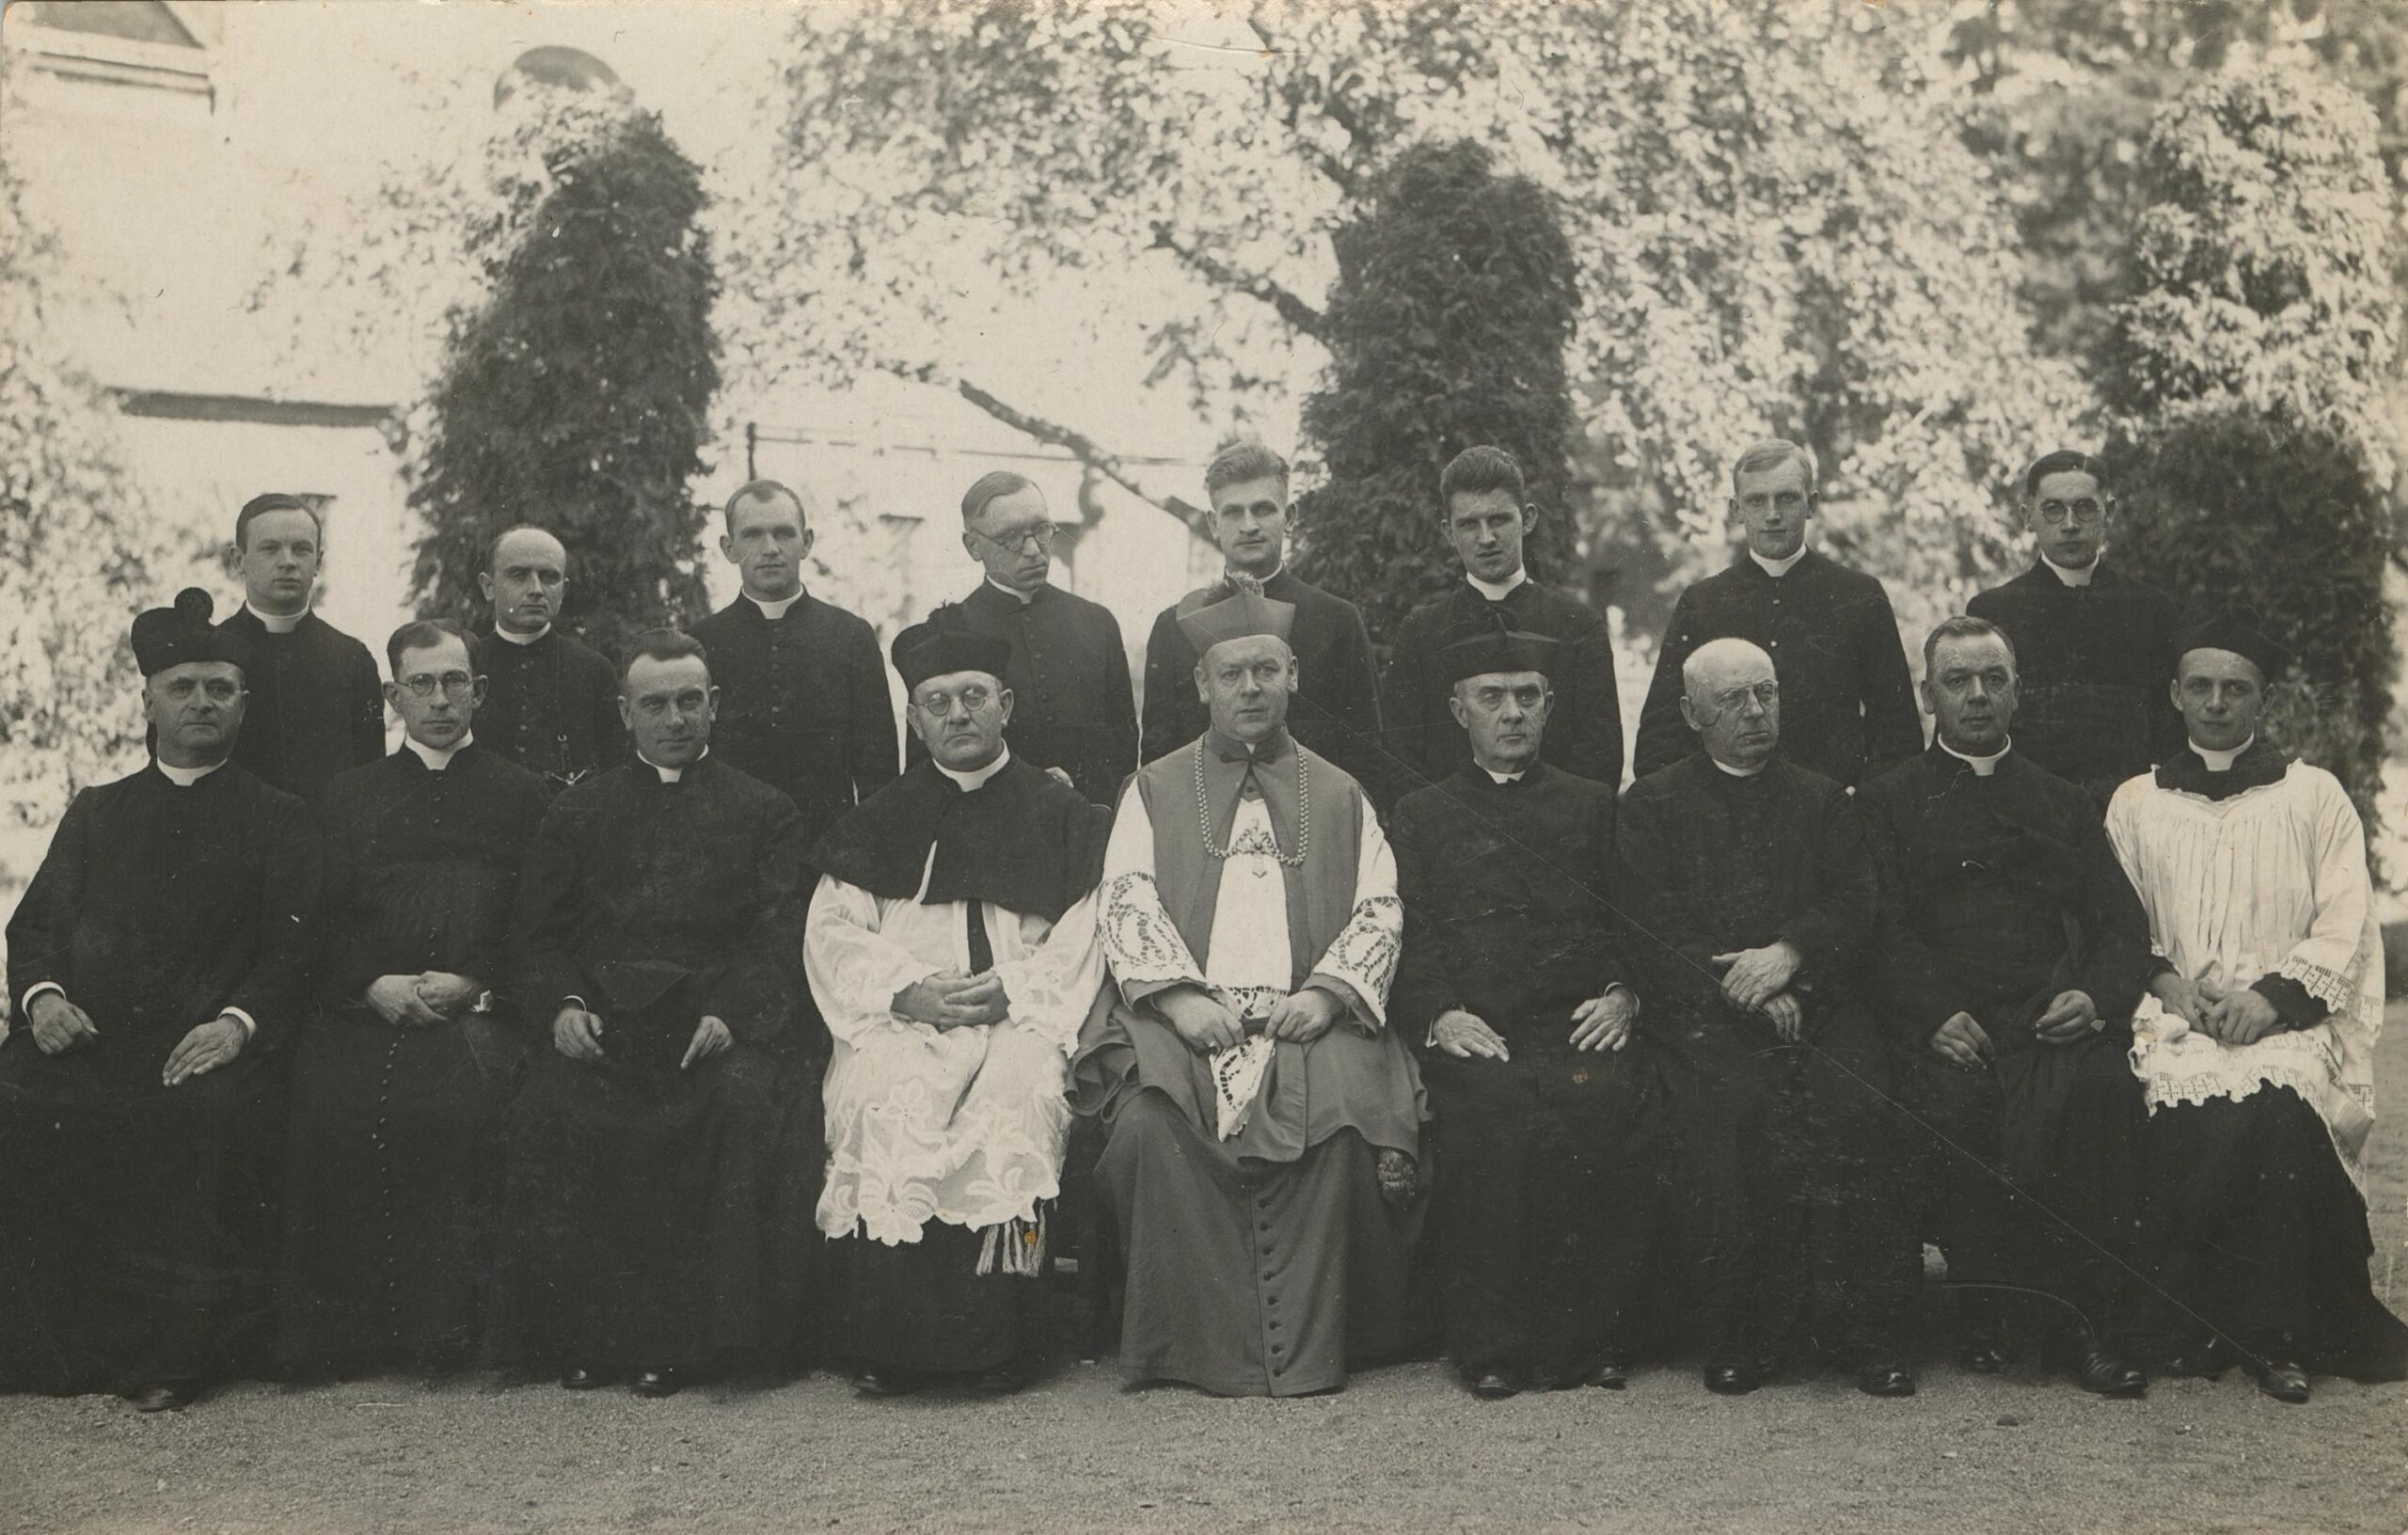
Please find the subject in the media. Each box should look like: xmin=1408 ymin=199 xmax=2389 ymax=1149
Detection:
xmin=831 ymin=1220 xmax=1045 ymax=1375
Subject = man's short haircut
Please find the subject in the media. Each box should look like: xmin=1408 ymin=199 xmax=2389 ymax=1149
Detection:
xmin=2021 ymin=449 xmax=2103 ymax=500
xmin=1729 ymin=438 xmax=1817 ymax=496
xmin=619 ymin=627 xmax=709 ymax=690
xmin=234 ymin=493 xmax=322 ymax=551
xmin=722 ymin=479 xmax=807 ymax=533
xmin=386 ymin=618 xmax=480 ymax=680
xmin=1203 ymin=440 xmax=1291 ymax=499
xmin=1921 ymin=614 xmax=2017 ymax=679
xmin=1439 ymin=445 xmax=1525 ymax=509
xmin=959 ymin=470 xmax=1038 ymax=526
xmin=485 ymin=524 xmax=567 ymax=575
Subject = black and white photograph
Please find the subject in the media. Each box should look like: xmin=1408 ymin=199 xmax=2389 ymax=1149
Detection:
xmin=0 ymin=1 xmax=2402 ymax=1530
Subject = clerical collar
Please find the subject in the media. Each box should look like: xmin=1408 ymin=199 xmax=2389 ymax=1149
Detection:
xmin=493 ymin=623 xmax=550 ymax=646
xmin=2040 ymin=554 xmax=2100 ymax=588
xmin=244 ymin=602 xmax=308 ymax=634
xmin=1205 ymin=726 xmax=1292 ymax=764
xmin=1481 ymin=766 xmax=1528 ymax=784
xmin=404 ymin=732 xmax=474 ymax=771
xmin=639 ymin=746 xmax=709 ymax=783
xmin=1749 ymin=546 xmax=1807 ymax=579
xmin=745 ymin=590 xmax=803 ymax=622
xmin=155 ymin=758 xmax=225 ymax=787
xmin=1466 ymin=569 xmax=1529 ymax=602
xmin=2192 ymin=736 xmax=2254 ymax=772
xmin=1940 ymin=736 xmax=2011 ymax=776
xmin=1223 ymin=562 xmax=1284 ymax=588
xmin=984 ymin=576 xmax=1040 ymax=606
xmin=935 ymin=745 xmax=1013 ymax=793
xmin=1710 ymin=755 xmax=1769 ymax=778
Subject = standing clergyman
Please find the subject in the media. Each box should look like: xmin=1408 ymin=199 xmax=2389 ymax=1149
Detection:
xmin=807 ymin=617 xmax=1110 ymax=1396
xmin=1080 ymin=581 xmax=1424 ymax=1398
xmin=215 ymin=493 xmax=387 ymax=801
xmin=474 ymin=525 xmax=626 ymax=793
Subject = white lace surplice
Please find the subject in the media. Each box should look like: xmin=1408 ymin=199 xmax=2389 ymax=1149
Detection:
xmin=1099 ymin=783 xmax=1403 ymax=1136
xmin=2104 ymin=762 xmax=2384 ymax=1192
xmin=804 ymin=871 xmax=1103 ymax=1243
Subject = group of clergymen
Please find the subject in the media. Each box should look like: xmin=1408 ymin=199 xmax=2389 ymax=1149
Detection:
xmin=3 ymin=436 xmax=2403 ymax=1416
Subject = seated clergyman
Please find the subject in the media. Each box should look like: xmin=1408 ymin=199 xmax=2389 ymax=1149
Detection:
xmin=1613 ymin=638 xmax=1917 ymax=1399
xmin=486 ymin=629 xmax=820 ymax=1400
xmin=278 ymin=620 xmax=549 ymax=1375
xmin=1390 ymin=617 xmax=1669 ymax=1400
xmin=0 ymin=590 xmax=320 ymax=1411
xmin=2105 ymin=611 xmax=2408 ymax=1401
xmin=1858 ymin=616 xmax=2154 ymax=1398
xmin=805 ymin=616 xmax=1110 ymax=1396
xmin=1076 ymin=578 xmax=1425 ymax=1398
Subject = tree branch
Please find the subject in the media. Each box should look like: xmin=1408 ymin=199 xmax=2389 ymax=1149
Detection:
xmin=1149 ymin=223 xmax=1328 ymax=339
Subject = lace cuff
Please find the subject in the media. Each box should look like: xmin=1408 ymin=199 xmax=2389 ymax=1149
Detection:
xmin=1310 ymin=893 xmax=1403 ymax=1027
xmin=1101 ymin=870 xmax=1203 ymax=1002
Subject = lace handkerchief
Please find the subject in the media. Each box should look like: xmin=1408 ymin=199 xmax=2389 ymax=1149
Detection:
xmin=1211 ymin=1033 xmax=1277 ymax=1140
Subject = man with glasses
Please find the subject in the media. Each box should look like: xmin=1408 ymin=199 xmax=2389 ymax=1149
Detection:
xmin=907 ymin=471 xmax=1137 ymax=805
xmin=278 ymin=620 xmax=548 ymax=1378
xmin=475 ymin=526 xmax=626 ymax=795
xmin=1615 ymin=638 xmax=1917 ymax=1399
xmin=1633 ymin=440 xmax=1919 ymax=789
xmin=488 ymin=630 xmax=820 ymax=1399
xmin=1 ymin=590 xmax=320 ymax=1411
xmin=1969 ymin=451 xmax=2182 ymax=804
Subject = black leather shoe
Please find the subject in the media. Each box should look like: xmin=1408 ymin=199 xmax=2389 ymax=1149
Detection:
xmin=2076 ymin=1349 xmax=2147 ymax=1398
xmin=2251 ymin=1358 xmax=2310 ymax=1404
xmin=1703 ymin=1362 xmax=1759 ymax=1396
xmin=1956 ymin=1330 xmax=2011 ymax=1374
xmin=1469 ymin=1370 xmax=1521 ymax=1400
xmin=1587 ymin=1358 xmax=1630 ymax=1391
xmin=124 ymin=1381 xmax=198 ymax=1413
xmin=1855 ymin=1362 xmax=1917 ymax=1398
xmin=559 ymin=1367 xmax=612 ymax=1391
xmin=850 ymin=1366 xmax=923 ymax=1398
xmin=630 ymin=1369 xmax=680 ymax=1399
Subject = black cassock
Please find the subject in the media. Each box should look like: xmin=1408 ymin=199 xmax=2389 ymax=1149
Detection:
xmin=278 ymin=744 xmax=549 ymax=1369
xmin=1612 ymin=755 xmax=1915 ymax=1365
xmin=0 ymin=763 xmax=320 ymax=1393
xmin=475 ymin=625 xmax=627 ymax=795
xmin=688 ymin=593 xmax=898 ymax=855
xmin=1857 ymin=746 xmax=2155 ymax=1349
xmin=903 ymin=582 xmax=1138 ymax=806
xmin=1140 ymin=570 xmax=1386 ymax=796
xmin=1391 ymin=765 xmax=1669 ymax=1385
xmin=1382 ymin=581 xmax=1624 ymax=797
xmin=1631 ymin=551 xmax=1922 ymax=789
xmin=216 ymin=608 xmax=388 ymax=802
xmin=487 ymin=756 xmax=819 ymax=1374
xmin=1966 ymin=563 xmax=2182 ymax=804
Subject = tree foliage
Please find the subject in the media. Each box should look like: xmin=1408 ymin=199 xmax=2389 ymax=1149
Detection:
xmin=2104 ymin=64 xmax=2400 ymax=833
xmin=1291 ymin=139 xmax=1576 ymax=645
xmin=407 ymin=96 xmax=721 ymax=660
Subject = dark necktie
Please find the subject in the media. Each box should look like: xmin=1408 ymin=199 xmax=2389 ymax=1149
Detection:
xmin=966 ymin=899 xmax=995 ymax=974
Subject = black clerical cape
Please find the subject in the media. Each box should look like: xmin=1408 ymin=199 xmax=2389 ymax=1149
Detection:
xmin=279 ymin=743 xmax=549 ymax=1367
xmin=904 ymin=582 xmax=1138 ymax=806
xmin=1383 ymin=580 xmax=1624 ymax=793
xmin=217 ymin=608 xmax=387 ymax=801
xmin=1140 ymin=569 xmax=1386 ymax=795
xmin=1632 ymin=550 xmax=1920 ymax=788
xmin=475 ymin=625 xmax=626 ymax=794
xmin=1965 ymin=563 xmax=2181 ymax=801
xmin=486 ymin=755 xmax=820 ymax=1371
xmin=689 ymin=593 xmax=898 ymax=854
xmin=0 ymin=762 xmax=320 ymax=1392
xmin=1391 ymin=765 xmax=1668 ymax=1383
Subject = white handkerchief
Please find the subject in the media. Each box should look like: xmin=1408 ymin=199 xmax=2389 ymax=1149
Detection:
xmin=1211 ymin=1034 xmax=1277 ymax=1140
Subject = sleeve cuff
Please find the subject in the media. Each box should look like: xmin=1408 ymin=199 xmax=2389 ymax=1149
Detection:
xmin=219 ymin=1007 xmax=258 ymax=1040
xmin=19 ymin=981 xmax=64 ymax=1018
xmin=2249 ymin=973 xmax=2327 ymax=1030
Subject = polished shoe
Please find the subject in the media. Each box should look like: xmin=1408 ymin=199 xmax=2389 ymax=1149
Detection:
xmin=2075 ymin=1349 xmax=2147 ymax=1398
xmin=123 ymin=1381 xmax=198 ymax=1414
xmin=1855 ymin=1362 xmax=1917 ymax=1399
xmin=849 ymin=1366 xmax=924 ymax=1398
xmin=1587 ymin=1358 xmax=1630 ymax=1391
xmin=1703 ymin=1362 xmax=1759 ymax=1396
xmin=2250 ymin=1358 xmax=2311 ymax=1404
xmin=1469 ymin=1370 xmax=1521 ymax=1400
xmin=630 ymin=1369 xmax=681 ymax=1399
xmin=1956 ymin=1330 xmax=2011 ymax=1374
xmin=559 ymin=1366 xmax=613 ymax=1391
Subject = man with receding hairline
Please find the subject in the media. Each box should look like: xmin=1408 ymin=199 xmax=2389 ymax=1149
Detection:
xmin=214 ymin=493 xmax=386 ymax=801
xmin=1632 ymin=440 xmax=1919 ymax=788
xmin=689 ymin=480 xmax=897 ymax=852
xmin=476 ymin=525 xmax=625 ymax=793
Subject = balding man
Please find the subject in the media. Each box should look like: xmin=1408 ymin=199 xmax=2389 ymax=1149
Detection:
xmin=689 ymin=481 xmax=897 ymax=852
xmin=1615 ymin=638 xmax=1916 ymax=1398
xmin=475 ymin=526 xmax=626 ymax=793
xmin=1632 ymin=441 xmax=1919 ymax=788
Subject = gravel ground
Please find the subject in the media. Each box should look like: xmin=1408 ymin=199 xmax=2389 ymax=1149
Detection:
xmin=5 ymin=1021 xmax=2402 ymax=1535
